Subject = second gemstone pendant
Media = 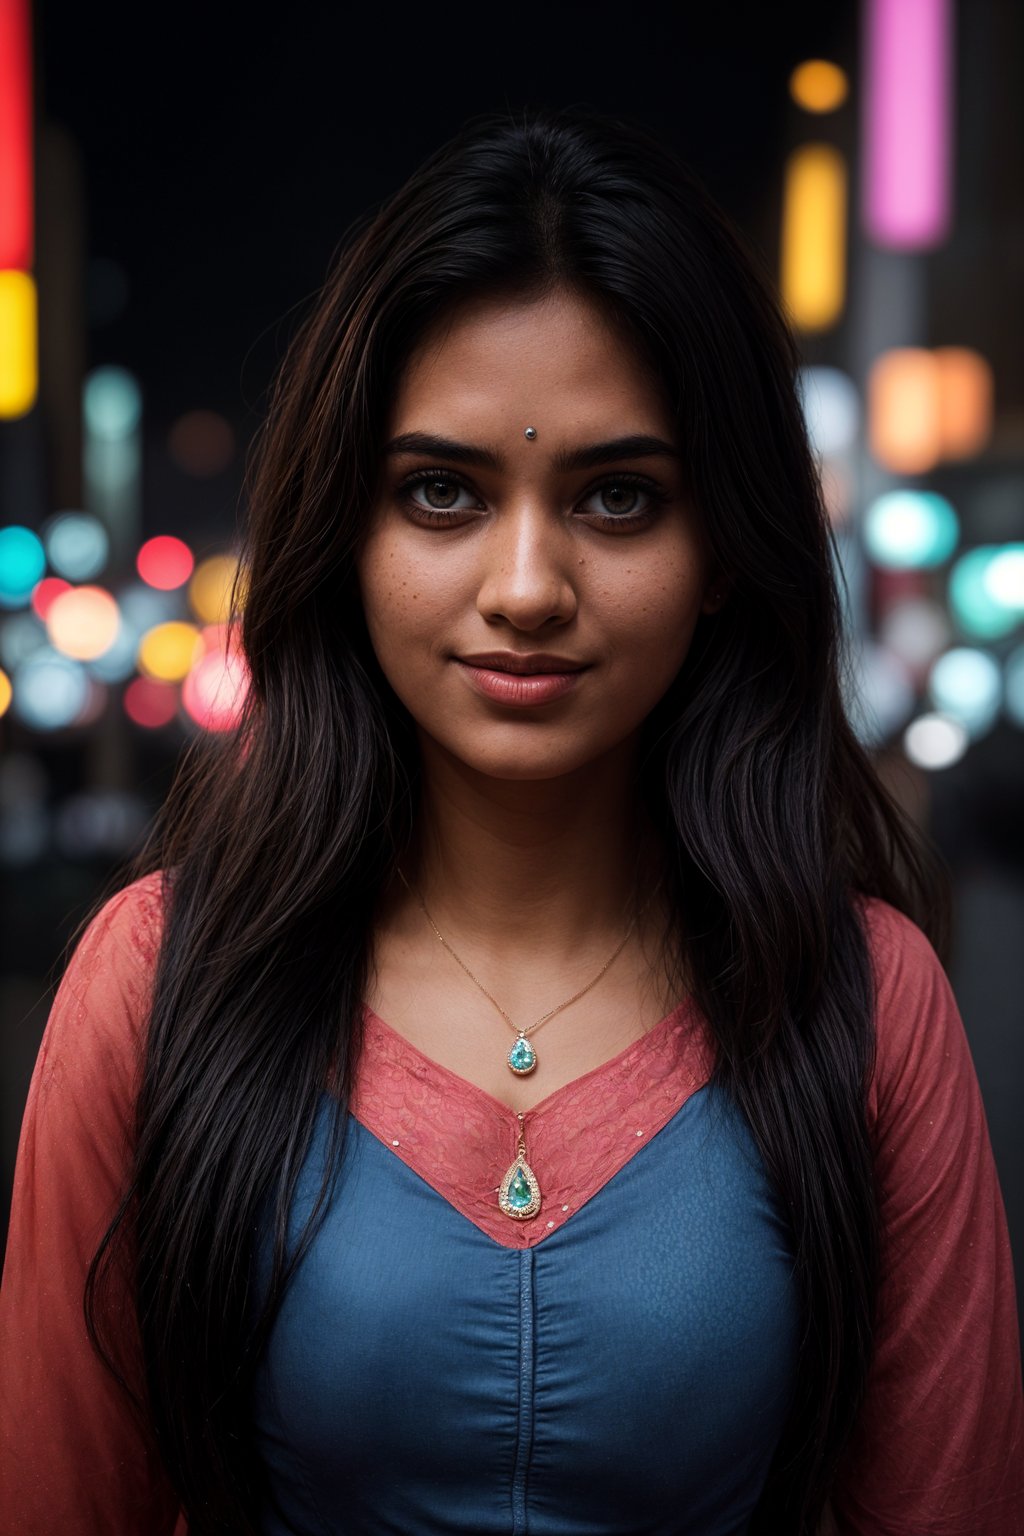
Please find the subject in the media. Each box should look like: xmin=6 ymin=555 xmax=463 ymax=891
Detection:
xmin=499 ymin=1121 xmax=542 ymax=1220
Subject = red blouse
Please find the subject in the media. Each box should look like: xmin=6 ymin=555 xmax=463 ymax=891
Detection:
xmin=1 ymin=872 xmax=1022 ymax=1534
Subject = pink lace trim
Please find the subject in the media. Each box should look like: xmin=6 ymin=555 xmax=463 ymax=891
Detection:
xmin=345 ymin=1001 xmax=718 ymax=1249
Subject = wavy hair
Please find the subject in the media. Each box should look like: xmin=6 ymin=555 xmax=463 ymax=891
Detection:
xmin=82 ymin=104 xmax=951 ymax=1534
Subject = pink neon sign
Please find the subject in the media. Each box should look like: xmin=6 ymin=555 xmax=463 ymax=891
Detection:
xmin=862 ymin=0 xmax=954 ymax=249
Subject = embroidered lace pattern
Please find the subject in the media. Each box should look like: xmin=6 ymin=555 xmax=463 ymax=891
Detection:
xmin=344 ymin=1000 xmax=718 ymax=1250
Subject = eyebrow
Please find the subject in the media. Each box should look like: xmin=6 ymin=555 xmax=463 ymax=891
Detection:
xmin=382 ymin=430 xmax=681 ymax=473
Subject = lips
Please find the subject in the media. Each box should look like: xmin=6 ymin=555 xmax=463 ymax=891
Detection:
xmin=455 ymin=652 xmax=589 ymax=675
xmin=453 ymin=655 xmax=588 ymax=706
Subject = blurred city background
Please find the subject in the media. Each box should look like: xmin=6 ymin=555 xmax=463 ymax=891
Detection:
xmin=2 ymin=0 xmax=1022 ymax=1328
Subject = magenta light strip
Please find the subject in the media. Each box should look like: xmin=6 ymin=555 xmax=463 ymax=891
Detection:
xmin=862 ymin=0 xmax=954 ymax=249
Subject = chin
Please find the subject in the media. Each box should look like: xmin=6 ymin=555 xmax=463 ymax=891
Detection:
xmin=440 ymin=733 xmax=628 ymax=784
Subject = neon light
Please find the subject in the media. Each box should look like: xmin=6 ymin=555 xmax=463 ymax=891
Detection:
xmin=862 ymin=0 xmax=953 ymax=249
xmin=781 ymin=144 xmax=847 ymax=331
xmin=0 ymin=0 xmax=32 ymax=269
xmin=0 ymin=269 xmax=36 ymax=417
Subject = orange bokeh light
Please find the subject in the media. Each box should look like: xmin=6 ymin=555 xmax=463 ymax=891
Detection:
xmin=935 ymin=347 xmax=994 ymax=460
xmin=867 ymin=349 xmax=942 ymax=473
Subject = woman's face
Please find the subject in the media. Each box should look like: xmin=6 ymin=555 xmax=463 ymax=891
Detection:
xmin=357 ymin=288 xmax=723 ymax=784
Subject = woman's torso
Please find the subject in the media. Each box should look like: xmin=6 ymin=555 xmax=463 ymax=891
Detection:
xmin=247 ymin=996 xmax=801 ymax=1536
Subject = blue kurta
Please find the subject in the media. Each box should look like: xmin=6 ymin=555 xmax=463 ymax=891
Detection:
xmin=249 ymin=1007 xmax=800 ymax=1536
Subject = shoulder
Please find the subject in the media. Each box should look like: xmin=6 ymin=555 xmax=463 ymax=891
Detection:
xmin=76 ymin=868 xmax=168 ymax=971
xmin=851 ymin=894 xmax=967 ymax=1132
xmin=38 ymin=871 xmax=169 ymax=1117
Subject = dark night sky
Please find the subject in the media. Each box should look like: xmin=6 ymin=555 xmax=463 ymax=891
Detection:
xmin=36 ymin=1 xmax=853 ymax=434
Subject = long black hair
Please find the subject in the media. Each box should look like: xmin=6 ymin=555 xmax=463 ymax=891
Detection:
xmin=82 ymin=104 xmax=951 ymax=1534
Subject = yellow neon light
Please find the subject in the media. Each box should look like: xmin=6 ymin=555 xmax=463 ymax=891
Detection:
xmin=780 ymin=145 xmax=847 ymax=332
xmin=0 ymin=269 xmax=36 ymax=418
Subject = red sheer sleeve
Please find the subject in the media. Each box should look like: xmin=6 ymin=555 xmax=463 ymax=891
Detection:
xmin=830 ymin=898 xmax=1024 ymax=1535
xmin=0 ymin=873 xmax=187 ymax=1535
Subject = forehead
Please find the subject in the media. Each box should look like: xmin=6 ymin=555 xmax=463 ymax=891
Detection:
xmin=388 ymin=289 xmax=673 ymax=436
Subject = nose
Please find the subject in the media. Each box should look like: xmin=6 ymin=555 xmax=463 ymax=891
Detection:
xmin=475 ymin=505 xmax=578 ymax=632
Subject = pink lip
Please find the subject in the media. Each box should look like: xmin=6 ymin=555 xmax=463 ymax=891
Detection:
xmin=455 ymin=660 xmax=586 ymax=706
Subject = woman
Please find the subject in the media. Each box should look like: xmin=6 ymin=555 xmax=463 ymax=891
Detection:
xmin=2 ymin=105 xmax=1022 ymax=1536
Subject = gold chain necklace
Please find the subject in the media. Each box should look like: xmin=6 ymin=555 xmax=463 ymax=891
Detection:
xmin=395 ymin=867 xmax=637 ymax=1222
xmin=397 ymin=867 xmax=636 ymax=1078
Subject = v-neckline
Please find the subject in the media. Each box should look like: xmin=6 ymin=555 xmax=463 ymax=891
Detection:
xmin=360 ymin=996 xmax=695 ymax=1120
xmin=338 ymin=994 xmax=716 ymax=1248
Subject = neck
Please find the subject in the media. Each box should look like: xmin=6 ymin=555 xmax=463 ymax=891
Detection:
xmin=402 ymin=735 xmax=658 ymax=957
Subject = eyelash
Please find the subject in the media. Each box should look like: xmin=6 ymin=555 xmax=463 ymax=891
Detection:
xmin=393 ymin=468 xmax=670 ymax=529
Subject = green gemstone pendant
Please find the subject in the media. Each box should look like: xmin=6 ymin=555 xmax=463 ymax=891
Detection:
xmin=498 ymin=1156 xmax=542 ymax=1220
xmin=507 ymin=1033 xmax=537 ymax=1075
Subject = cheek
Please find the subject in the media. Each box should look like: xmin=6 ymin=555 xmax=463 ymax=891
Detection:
xmin=357 ymin=535 xmax=451 ymax=671
xmin=601 ymin=552 xmax=703 ymax=668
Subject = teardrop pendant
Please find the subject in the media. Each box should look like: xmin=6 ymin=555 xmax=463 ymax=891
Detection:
xmin=499 ymin=1157 xmax=542 ymax=1220
xmin=507 ymin=1032 xmax=537 ymax=1075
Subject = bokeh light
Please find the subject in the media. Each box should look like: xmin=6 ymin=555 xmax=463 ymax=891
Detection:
xmin=867 ymin=348 xmax=941 ymax=473
xmin=46 ymin=585 xmax=121 ymax=661
xmin=188 ymin=553 xmax=240 ymax=623
xmin=0 ymin=609 xmax=47 ymax=669
xmin=182 ymin=644 xmax=249 ymax=732
xmin=0 ymin=270 xmax=37 ymax=418
xmin=984 ymin=545 xmax=1024 ymax=616
xmin=0 ymin=666 xmax=11 ymax=717
xmin=935 ymin=347 xmax=994 ymax=461
xmin=903 ymin=712 xmax=969 ymax=770
xmin=168 ymin=409 xmax=236 ymax=476
xmin=863 ymin=490 xmax=959 ymax=570
xmin=30 ymin=575 xmax=71 ymax=620
xmin=137 ymin=620 xmax=204 ymax=682
xmin=862 ymin=0 xmax=953 ymax=250
xmin=781 ymin=143 xmax=847 ymax=331
xmin=0 ymin=525 xmax=46 ymax=607
xmin=124 ymin=675 xmax=179 ymax=729
xmin=879 ymin=596 xmax=952 ymax=679
xmin=949 ymin=547 xmax=1022 ymax=640
xmin=927 ymin=647 xmax=1001 ymax=739
xmin=83 ymin=365 xmax=141 ymax=439
xmin=798 ymin=366 xmax=861 ymax=456
xmin=789 ymin=59 xmax=849 ymax=113
xmin=44 ymin=511 xmax=109 ymax=581
xmin=118 ymin=580 xmax=179 ymax=634
xmin=85 ymin=622 xmax=139 ymax=683
xmin=137 ymin=534 xmax=195 ymax=591
xmin=11 ymin=647 xmax=89 ymax=729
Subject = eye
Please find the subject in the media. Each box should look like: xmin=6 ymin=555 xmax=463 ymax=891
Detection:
xmin=575 ymin=473 xmax=670 ymax=528
xmin=395 ymin=470 xmax=480 ymax=523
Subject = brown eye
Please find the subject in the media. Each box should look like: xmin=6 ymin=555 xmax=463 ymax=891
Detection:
xmin=576 ymin=473 xmax=669 ymax=528
xmin=421 ymin=476 xmax=461 ymax=510
xmin=598 ymin=482 xmax=642 ymax=516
